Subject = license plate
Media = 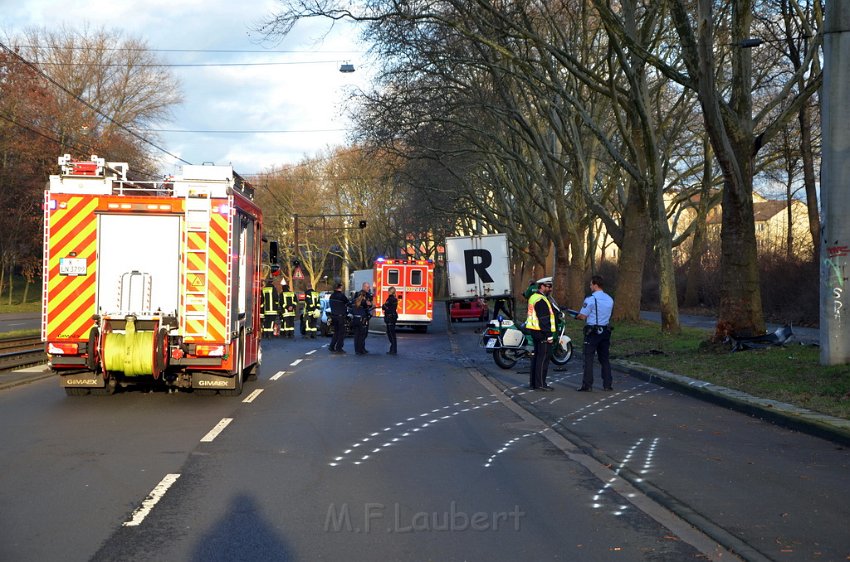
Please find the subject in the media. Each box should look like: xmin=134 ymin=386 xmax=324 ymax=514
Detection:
xmin=59 ymin=258 xmax=87 ymax=276
xmin=485 ymin=338 xmax=497 ymax=349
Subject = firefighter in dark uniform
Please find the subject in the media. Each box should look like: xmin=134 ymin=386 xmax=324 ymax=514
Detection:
xmin=328 ymin=283 xmax=349 ymax=353
xmin=302 ymin=285 xmax=320 ymax=338
xmin=281 ymin=283 xmax=297 ymax=338
xmin=261 ymin=279 xmax=281 ymax=338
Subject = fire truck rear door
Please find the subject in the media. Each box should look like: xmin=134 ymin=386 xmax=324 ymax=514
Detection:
xmin=97 ymin=214 xmax=180 ymax=315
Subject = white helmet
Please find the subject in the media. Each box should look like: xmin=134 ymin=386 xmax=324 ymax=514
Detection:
xmin=536 ymin=276 xmax=553 ymax=285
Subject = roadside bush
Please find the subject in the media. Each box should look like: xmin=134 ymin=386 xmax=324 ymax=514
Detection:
xmin=640 ymin=252 xmax=817 ymax=326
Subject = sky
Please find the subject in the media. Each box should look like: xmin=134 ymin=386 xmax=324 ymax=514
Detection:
xmin=2 ymin=0 xmax=372 ymax=176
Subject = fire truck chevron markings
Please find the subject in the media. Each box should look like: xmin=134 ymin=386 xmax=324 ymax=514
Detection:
xmin=242 ymin=389 xmax=264 ymax=403
xmin=200 ymin=418 xmax=233 ymax=442
xmin=123 ymin=473 xmax=181 ymax=527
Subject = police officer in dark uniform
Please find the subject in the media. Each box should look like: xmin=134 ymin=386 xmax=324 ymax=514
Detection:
xmin=352 ymin=282 xmax=373 ymax=355
xmin=382 ymin=286 xmax=399 ymax=354
xmin=328 ymin=283 xmax=349 ymax=353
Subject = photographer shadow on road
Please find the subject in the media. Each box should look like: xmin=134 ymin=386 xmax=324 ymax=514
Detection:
xmin=191 ymin=494 xmax=293 ymax=562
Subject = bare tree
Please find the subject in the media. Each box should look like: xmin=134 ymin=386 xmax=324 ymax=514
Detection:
xmin=15 ymin=25 xmax=183 ymax=175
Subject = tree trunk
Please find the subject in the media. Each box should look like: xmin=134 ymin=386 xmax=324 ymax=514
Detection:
xmin=798 ymin=102 xmax=820 ymax=253
xmin=684 ymin=142 xmax=713 ymax=308
xmin=683 ymin=216 xmax=708 ymax=308
xmin=650 ymin=189 xmax=681 ymax=334
xmin=6 ymin=264 xmax=12 ymax=306
xmin=718 ymin=175 xmax=765 ymax=338
xmin=566 ymin=235 xmax=586 ymax=310
xmin=553 ymin=236 xmax=571 ymax=308
xmin=612 ymin=180 xmax=649 ymax=322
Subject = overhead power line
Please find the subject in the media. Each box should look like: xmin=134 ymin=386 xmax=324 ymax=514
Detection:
xmin=0 ymin=112 xmax=98 ymax=156
xmin=147 ymin=128 xmax=347 ymax=134
xmin=18 ymin=45 xmax=364 ymax=54
xmin=0 ymin=112 xmax=174 ymax=181
xmin=0 ymin=40 xmax=191 ymax=165
xmin=37 ymin=60 xmax=344 ymax=68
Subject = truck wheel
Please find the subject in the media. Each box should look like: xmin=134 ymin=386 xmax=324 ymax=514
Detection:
xmin=152 ymin=328 xmax=168 ymax=380
xmin=493 ymin=349 xmax=519 ymax=369
xmin=246 ymin=346 xmax=261 ymax=381
xmin=90 ymin=377 xmax=117 ymax=396
xmin=86 ymin=327 xmax=100 ymax=372
xmin=550 ymin=340 xmax=573 ymax=366
xmin=220 ymin=334 xmax=244 ymax=397
xmin=246 ymin=361 xmax=260 ymax=381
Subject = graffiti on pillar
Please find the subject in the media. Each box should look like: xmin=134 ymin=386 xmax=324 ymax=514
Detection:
xmin=825 ymin=244 xmax=848 ymax=324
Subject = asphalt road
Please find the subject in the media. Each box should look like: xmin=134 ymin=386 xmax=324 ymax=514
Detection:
xmin=0 ymin=312 xmax=40 ymax=333
xmin=0 ymin=315 xmax=708 ymax=562
xmin=0 ymin=311 xmax=846 ymax=561
xmin=453 ymin=319 xmax=848 ymax=561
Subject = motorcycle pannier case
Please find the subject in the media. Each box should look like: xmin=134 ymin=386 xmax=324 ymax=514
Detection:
xmin=502 ymin=328 xmax=524 ymax=347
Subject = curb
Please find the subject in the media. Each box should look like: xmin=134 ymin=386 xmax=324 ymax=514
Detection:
xmin=0 ymin=368 xmax=55 ymax=391
xmin=613 ymin=358 xmax=850 ymax=448
xmin=467 ymin=355 xmax=769 ymax=561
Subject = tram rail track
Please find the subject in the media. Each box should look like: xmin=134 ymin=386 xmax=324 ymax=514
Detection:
xmin=0 ymin=336 xmax=46 ymax=371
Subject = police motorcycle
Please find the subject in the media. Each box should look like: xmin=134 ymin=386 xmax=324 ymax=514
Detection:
xmin=480 ymin=304 xmax=573 ymax=370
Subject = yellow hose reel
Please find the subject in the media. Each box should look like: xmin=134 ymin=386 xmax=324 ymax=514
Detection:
xmin=103 ymin=317 xmax=155 ymax=376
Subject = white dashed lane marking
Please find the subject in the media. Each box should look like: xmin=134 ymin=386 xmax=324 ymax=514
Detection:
xmin=200 ymin=418 xmax=233 ymax=443
xmin=123 ymin=473 xmax=181 ymax=527
xmin=242 ymin=389 xmax=264 ymax=403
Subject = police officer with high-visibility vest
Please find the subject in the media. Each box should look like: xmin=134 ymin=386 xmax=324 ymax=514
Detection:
xmin=301 ymin=285 xmax=320 ymax=338
xmin=281 ymin=283 xmax=297 ymax=338
xmin=261 ymin=279 xmax=282 ymax=338
xmin=526 ymin=276 xmax=556 ymax=391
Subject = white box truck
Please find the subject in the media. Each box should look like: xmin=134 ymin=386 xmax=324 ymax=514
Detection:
xmin=445 ymin=234 xmax=512 ymax=299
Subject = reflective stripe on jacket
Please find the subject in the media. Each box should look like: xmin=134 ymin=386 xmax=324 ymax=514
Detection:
xmin=304 ymin=291 xmax=320 ymax=310
xmin=526 ymin=293 xmax=554 ymax=331
xmin=282 ymin=292 xmax=297 ymax=316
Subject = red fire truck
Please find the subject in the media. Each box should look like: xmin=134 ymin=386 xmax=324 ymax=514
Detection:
xmin=42 ymin=154 xmax=266 ymax=396
xmin=372 ymin=258 xmax=434 ymax=332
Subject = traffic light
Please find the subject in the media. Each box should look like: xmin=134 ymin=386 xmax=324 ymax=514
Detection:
xmin=358 ymin=220 xmax=367 ymax=229
xmin=293 ymin=259 xmax=301 ymax=267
